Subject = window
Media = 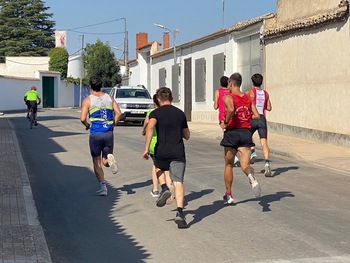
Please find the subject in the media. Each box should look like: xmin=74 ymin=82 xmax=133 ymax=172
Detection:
xmin=195 ymin=58 xmax=206 ymax=102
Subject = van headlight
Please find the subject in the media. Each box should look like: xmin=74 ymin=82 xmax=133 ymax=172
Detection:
xmin=147 ymin=104 xmax=154 ymax=109
xmin=118 ymin=103 xmax=127 ymax=109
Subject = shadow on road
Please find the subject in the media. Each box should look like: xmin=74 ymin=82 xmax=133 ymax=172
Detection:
xmin=10 ymin=116 xmax=151 ymax=263
xmin=235 ymin=191 xmax=295 ymax=212
xmin=264 ymin=166 xmax=299 ymax=177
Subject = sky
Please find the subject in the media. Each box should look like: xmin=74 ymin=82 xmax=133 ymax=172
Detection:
xmin=43 ymin=0 xmax=277 ymax=60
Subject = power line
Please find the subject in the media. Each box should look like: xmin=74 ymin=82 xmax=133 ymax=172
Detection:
xmin=68 ymin=30 xmax=124 ymax=35
xmin=65 ymin=19 xmax=119 ymax=31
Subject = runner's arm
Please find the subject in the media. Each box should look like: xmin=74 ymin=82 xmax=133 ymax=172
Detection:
xmin=220 ymin=95 xmax=234 ymax=129
xmin=143 ymin=118 xmax=156 ymax=159
xmin=183 ymin=128 xmax=190 ymax=140
xmin=111 ymin=96 xmax=122 ymax=125
xmin=80 ymin=97 xmax=90 ymax=130
xmin=213 ymin=90 xmax=219 ymax=110
xmin=266 ymin=92 xmax=272 ymax=111
xmin=142 ymin=115 xmax=150 ymax=136
xmin=251 ymin=102 xmax=260 ymax=120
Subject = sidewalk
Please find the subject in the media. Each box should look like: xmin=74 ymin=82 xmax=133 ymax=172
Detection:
xmin=188 ymin=122 xmax=350 ymax=174
xmin=0 ymin=117 xmax=51 ymax=263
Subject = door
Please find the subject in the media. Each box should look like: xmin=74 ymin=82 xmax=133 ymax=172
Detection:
xmin=42 ymin=77 xmax=55 ymax=108
xmin=184 ymin=58 xmax=192 ymax=121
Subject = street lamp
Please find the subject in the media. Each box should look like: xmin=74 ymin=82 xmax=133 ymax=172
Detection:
xmin=153 ymin=23 xmax=180 ymax=64
xmin=111 ymin=46 xmax=126 ymax=76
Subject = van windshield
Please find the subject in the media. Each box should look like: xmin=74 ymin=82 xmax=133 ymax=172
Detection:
xmin=116 ymin=89 xmax=151 ymax=99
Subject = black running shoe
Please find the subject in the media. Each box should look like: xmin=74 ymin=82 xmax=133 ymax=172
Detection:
xmin=174 ymin=212 xmax=188 ymax=229
xmin=156 ymin=189 xmax=171 ymax=207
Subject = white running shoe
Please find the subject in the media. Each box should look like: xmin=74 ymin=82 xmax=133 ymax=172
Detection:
xmin=107 ymin=154 xmax=118 ymax=174
xmin=223 ymin=194 xmax=235 ymax=205
xmin=96 ymin=188 xmax=107 ymax=196
xmin=264 ymin=163 xmax=272 ymax=177
xmin=250 ymin=152 xmax=257 ymax=164
xmin=248 ymin=174 xmax=261 ymax=198
xmin=234 ymin=155 xmax=240 ymax=167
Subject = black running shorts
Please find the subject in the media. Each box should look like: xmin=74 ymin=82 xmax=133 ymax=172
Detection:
xmin=220 ymin=128 xmax=255 ymax=149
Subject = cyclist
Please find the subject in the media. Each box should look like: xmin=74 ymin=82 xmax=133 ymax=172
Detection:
xmin=24 ymin=86 xmax=41 ymax=126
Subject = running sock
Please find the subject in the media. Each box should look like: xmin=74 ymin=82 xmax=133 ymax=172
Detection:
xmin=177 ymin=207 xmax=183 ymax=213
xmin=265 ymin=160 xmax=270 ymax=165
xmin=248 ymin=174 xmax=255 ymax=182
xmin=225 ymin=192 xmax=232 ymax=196
xmin=161 ymin=183 xmax=169 ymax=191
xmin=100 ymin=181 xmax=107 ymax=189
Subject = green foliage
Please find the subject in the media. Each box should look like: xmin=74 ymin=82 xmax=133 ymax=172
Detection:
xmin=48 ymin=48 xmax=68 ymax=79
xmin=0 ymin=0 xmax=55 ymax=60
xmin=83 ymin=40 xmax=121 ymax=87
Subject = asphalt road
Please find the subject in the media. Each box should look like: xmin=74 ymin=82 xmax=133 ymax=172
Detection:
xmin=9 ymin=108 xmax=350 ymax=263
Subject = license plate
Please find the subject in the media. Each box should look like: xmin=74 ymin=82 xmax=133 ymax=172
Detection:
xmin=131 ymin=110 xmax=144 ymax=114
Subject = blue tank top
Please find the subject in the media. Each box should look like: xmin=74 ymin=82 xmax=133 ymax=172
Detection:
xmin=89 ymin=94 xmax=114 ymax=134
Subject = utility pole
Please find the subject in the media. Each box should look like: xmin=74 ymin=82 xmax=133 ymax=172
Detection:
xmin=123 ymin=18 xmax=129 ymax=77
xmin=79 ymin=34 xmax=84 ymax=107
xmin=222 ymin=0 xmax=225 ymax=29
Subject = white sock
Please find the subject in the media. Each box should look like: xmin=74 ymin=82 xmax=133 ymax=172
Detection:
xmin=248 ymin=174 xmax=255 ymax=182
xmin=100 ymin=181 xmax=107 ymax=189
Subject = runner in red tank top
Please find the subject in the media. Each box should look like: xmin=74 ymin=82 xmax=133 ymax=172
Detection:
xmin=219 ymin=73 xmax=261 ymax=204
xmin=214 ymin=76 xmax=240 ymax=166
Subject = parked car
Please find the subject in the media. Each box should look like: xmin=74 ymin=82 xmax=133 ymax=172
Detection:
xmin=110 ymin=85 xmax=154 ymax=123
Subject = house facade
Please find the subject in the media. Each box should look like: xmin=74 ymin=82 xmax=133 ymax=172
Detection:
xmin=129 ymin=14 xmax=273 ymax=122
xmin=262 ymin=0 xmax=350 ymax=146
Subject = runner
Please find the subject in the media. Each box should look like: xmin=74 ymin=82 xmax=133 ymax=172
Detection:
xmin=214 ymin=76 xmax=240 ymax=167
xmin=80 ymin=75 xmax=122 ymax=196
xmin=142 ymin=87 xmax=190 ymax=228
xmin=246 ymin=73 xmax=272 ymax=177
xmin=142 ymin=94 xmax=174 ymax=200
xmin=220 ymin=73 xmax=261 ymax=205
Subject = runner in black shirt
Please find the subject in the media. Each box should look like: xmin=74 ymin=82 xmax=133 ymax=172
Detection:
xmin=143 ymin=87 xmax=190 ymax=228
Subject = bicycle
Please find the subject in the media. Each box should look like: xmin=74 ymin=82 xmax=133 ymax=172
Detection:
xmin=28 ymin=106 xmax=34 ymax=129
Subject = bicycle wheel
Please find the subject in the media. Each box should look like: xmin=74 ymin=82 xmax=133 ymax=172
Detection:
xmin=29 ymin=109 xmax=34 ymax=129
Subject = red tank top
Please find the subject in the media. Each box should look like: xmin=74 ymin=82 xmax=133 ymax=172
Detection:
xmin=226 ymin=93 xmax=252 ymax=129
xmin=218 ymin=87 xmax=230 ymax=121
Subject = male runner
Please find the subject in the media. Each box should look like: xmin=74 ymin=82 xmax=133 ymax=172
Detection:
xmin=80 ymin=75 xmax=122 ymax=196
xmin=220 ymin=73 xmax=261 ymax=205
xmin=143 ymin=87 xmax=190 ymax=228
xmin=214 ymin=76 xmax=240 ymax=166
xmin=246 ymin=73 xmax=272 ymax=177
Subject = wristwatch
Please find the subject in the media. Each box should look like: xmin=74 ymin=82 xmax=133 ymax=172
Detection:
xmin=223 ymin=120 xmax=228 ymax=125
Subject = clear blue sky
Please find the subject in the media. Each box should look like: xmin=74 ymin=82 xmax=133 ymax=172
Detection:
xmin=44 ymin=0 xmax=277 ymax=60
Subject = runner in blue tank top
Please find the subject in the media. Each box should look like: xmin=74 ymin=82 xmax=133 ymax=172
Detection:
xmin=80 ymin=75 xmax=122 ymax=196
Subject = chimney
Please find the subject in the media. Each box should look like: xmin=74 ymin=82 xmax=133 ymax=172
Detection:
xmin=163 ymin=32 xmax=170 ymax=50
xmin=136 ymin=32 xmax=148 ymax=58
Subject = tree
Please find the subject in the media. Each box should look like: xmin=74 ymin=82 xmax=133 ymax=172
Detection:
xmin=48 ymin=48 xmax=69 ymax=79
xmin=83 ymin=40 xmax=121 ymax=87
xmin=0 ymin=0 xmax=55 ymax=60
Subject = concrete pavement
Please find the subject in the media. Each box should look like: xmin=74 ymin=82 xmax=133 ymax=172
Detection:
xmin=0 ymin=113 xmax=349 ymax=262
xmin=0 ymin=116 xmax=51 ymax=263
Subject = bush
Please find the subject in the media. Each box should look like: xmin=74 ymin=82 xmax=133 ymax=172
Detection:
xmin=48 ymin=48 xmax=69 ymax=79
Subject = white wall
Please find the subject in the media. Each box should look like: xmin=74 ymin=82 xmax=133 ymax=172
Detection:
xmin=0 ymin=57 xmax=49 ymax=78
xmin=0 ymin=77 xmax=41 ymax=111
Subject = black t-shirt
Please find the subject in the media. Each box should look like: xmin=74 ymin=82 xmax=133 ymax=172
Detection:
xmin=149 ymin=104 xmax=188 ymax=161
